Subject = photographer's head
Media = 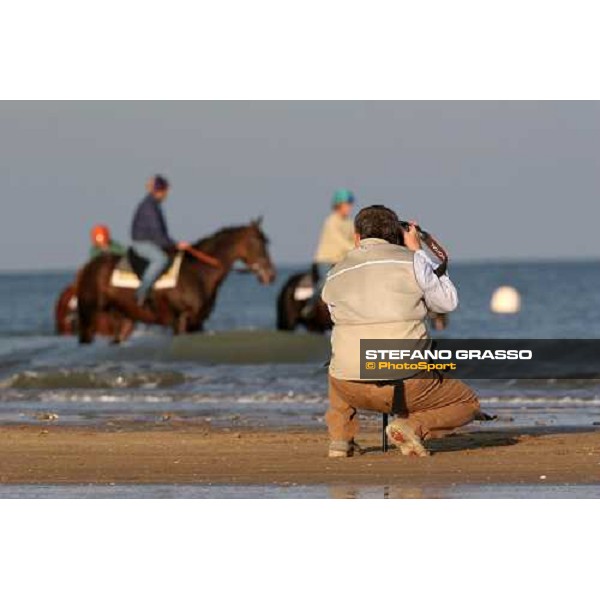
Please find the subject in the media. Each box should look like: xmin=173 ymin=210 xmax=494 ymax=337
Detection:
xmin=354 ymin=204 xmax=400 ymax=245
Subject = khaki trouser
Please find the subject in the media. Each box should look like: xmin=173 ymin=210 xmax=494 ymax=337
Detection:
xmin=326 ymin=372 xmax=480 ymax=442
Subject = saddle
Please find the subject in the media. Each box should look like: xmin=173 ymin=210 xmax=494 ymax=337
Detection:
xmin=110 ymin=248 xmax=184 ymax=290
xmin=292 ymin=263 xmax=320 ymax=301
xmin=293 ymin=273 xmax=315 ymax=301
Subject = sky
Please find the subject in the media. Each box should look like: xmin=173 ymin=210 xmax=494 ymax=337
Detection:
xmin=0 ymin=101 xmax=599 ymax=270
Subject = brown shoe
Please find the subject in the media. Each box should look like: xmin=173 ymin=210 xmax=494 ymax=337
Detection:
xmin=386 ymin=420 xmax=430 ymax=457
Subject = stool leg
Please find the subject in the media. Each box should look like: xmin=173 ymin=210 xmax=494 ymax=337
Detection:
xmin=382 ymin=413 xmax=389 ymax=452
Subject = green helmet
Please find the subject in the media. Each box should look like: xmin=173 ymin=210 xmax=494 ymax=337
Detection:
xmin=332 ymin=188 xmax=355 ymax=206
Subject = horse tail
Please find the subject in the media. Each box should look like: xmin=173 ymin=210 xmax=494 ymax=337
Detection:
xmin=276 ymin=287 xmax=293 ymax=330
xmin=77 ymin=262 xmax=100 ymax=344
xmin=77 ymin=255 xmax=122 ymax=344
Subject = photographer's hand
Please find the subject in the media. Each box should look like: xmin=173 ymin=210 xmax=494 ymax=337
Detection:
xmin=404 ymin=222 xmax=422 ymax=251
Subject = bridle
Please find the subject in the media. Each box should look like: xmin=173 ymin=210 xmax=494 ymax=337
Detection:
xmin=245 ymin=261 xmax=272 ymax=282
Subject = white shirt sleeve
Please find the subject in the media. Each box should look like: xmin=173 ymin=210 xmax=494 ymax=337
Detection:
xmin=413 ymin=249 xmax=458 ymax=313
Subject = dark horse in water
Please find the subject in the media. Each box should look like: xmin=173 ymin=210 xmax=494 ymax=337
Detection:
xmin=277 ymin=265 xmax=448 ymax=333
xmin=277 ymin=265 xmax=332 ymax=333
xmin=77 ymin=219 xmax=276 ymax=344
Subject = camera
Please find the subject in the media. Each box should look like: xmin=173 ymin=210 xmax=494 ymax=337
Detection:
xmin=397 ymin=220 xmax=448 ymax=276
xmin=397 ymin=220 xmax=424 ymax=246
xmin=398 ymin=220 xmax=423 ymax=234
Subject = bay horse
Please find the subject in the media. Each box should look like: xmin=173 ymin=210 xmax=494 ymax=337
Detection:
xmin=77 ymin=219 xmax=276 ymax=344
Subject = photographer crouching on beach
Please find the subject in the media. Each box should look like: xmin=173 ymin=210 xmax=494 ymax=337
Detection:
xmin=322 ymin=205 xmax=480 ymax=458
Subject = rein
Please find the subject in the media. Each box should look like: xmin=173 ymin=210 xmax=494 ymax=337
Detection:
xmin=246 ymin=262 xmax=268 ymax=278
xmin=184 ymin=246 xmax=222 ymax=269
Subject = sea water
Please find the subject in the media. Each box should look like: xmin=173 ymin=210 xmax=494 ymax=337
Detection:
xmin=2 ymin=262 xmax=600 ymax=427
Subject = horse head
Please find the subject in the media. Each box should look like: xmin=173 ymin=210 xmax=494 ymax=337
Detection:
xmin=237 ymin=217 xmax=276 ymax=285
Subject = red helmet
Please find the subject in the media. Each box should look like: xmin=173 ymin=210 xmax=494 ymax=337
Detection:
xmin=91 ymin=224 xmax=110 ymax=246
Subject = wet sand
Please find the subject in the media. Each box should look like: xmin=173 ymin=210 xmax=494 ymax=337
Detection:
xmin=0 ymin=421 xmax=599 ymax=487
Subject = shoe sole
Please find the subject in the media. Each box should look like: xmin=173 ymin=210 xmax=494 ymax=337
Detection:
xmin=386 ymin=422 xmax=430 ymax=457
xmin=328 ymin=450 xmax=352 ymax=458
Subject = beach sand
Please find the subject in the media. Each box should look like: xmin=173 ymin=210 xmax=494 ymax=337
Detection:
xmin=0 ymin=421 xmax=599 ymax=488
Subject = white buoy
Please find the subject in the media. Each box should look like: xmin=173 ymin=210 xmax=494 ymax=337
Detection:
xmin=490 ymin=286 xmax=521 ymax=314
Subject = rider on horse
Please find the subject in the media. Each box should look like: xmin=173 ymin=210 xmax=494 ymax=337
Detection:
xmin=303 ymin=188 xmax=356 ymax=315
xmin=130 ymin=175 xmax=190 ymax=305
xmin=89 ymin=224 xmax=125 ymax=259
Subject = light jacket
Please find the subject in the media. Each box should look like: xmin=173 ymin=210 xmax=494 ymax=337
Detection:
xmin=322 ymin=238 xmax=458 ymax=381
xmin=314 ymin=212 xmax=355 ymax=264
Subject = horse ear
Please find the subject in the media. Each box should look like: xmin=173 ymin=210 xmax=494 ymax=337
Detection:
xmin=253 ymin=216 xmax=263 ymax=227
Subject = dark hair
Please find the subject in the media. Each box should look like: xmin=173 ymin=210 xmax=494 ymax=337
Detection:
xmin=153 ymin=175 xmax=170 ymax=191
xmin=354 ymin=204 xmax=400 ymax=244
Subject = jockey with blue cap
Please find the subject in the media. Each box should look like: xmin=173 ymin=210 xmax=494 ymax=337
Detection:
xmin=130 ymin=175 xmax=190 ymax=305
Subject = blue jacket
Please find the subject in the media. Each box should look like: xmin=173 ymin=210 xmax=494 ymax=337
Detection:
xmin=131 ymin=194 xmax=176 ymax=249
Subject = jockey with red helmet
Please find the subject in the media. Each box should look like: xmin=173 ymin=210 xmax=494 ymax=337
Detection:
xmin=90 ymin=224 xmax=125 ymax=259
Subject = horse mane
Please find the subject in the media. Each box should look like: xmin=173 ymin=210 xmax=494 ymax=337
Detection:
xmin=192 ymin=224 xmax=250 ymax=255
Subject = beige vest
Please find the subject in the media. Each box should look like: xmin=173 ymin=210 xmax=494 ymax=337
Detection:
xmin=322 ymin=238 xmax=428 ymax=380
xmin=314 ymin=212 xmax=355 ymax=264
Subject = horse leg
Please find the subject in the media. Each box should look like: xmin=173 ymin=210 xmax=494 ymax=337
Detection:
xmin=118 ymin=319 xmax=135 ymax=341
xmin=109 ymin=312 xmax=134 ymax=344
xmin=78 ymin=297 xmax=97 ymax=344
xmin=109 ymin=311 xmax=122 ymax=345
xmin=173 ymin=311 xmax=189 ymax=335
xmin=276 ymin=283 xmax=300 ymax=331
xmin=187 ymin=321 xmax=204 ymax=333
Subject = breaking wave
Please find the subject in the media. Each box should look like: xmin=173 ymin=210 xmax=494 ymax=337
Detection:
xmin=0 ymin=369 xmax=186 ymax=390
